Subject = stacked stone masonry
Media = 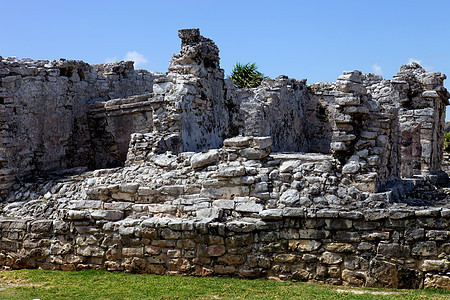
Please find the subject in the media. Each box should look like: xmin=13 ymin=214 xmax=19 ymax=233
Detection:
xmin=1 ymin=29 xmax=450 ymax=289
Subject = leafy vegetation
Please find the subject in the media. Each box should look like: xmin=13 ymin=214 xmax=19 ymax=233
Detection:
xmin=230 ymin=62 xmax=267 ymax=88
xmin=0 ymin=269 xmax=449 ymax=299
xmin=444 ymin=132 xmax=450 ymax=154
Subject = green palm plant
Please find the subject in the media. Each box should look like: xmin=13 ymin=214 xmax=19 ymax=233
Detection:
xmin=230 ymin=62 xmax=266 ymax=88
xmin=444 ymin=132 xmax=450 ymax=154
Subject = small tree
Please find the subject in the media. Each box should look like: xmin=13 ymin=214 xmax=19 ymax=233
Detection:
xmin=230 ymin=62 xmax=266 ymax=88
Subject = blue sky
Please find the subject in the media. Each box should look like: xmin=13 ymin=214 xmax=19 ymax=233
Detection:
xmin=1 ymin=0 xmax=450 ymax=117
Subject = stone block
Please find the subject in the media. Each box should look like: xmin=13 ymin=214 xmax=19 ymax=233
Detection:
xmin=324 ymin=243 xmax=355 ymax=253
xmin=147 ymin=204 xmax=177 ymax=213
xmin=68 ymin=210 xmax=87 ymax=220
xmin=388 ymin=209 xmax=415 ymax=219
xmin=299 ymin=229 xmax=330 ymax=239
xmin=0 ymin=240 xmax=17 ymax=251
xmin=279 ymin=189 xmax=300 ymax=205
xmin=342 ymin=269 xmax=366 ymax=286
xmin=342 ymin=160 xmax=359 ymax=174
xmin=248 ymin=137 xmax=272 ymax=150
xmin=415 ymin=208 xmax=441 ymax=217
xmin=282 ymin=207 xmax=305 ymax=218
xmin=425 ymin=230 xmax=449 ymax=240
xmin=201 ymin=186 xmax=249 ymax=199
xmin=420 ymin=259 xmax=450 ymax=272
xmin=217 ymin=254 xmax=246 ymax=265
xmin=235 ymin=202 xmax=263 ymax=213
xmin=324 ymin=219 xmax=352 ymax=229
xmin=239 ymin=148 xmax=269 ymax=160
xmin=217 ymin=165 xmax=245 ymax=177
xmin=215 ymin=265 xmax=236 ymax=274
xmin=223 ymin=136 xmax=251 ymax=147
xmin=279 ymin=160 xmax=301 ymax=173
xmin=77 ymin=245 xmax=104 ymax=257
xmin=289 ymin=240 xmax=321 ymax=252
xmin=122 ymin=247 xmax=144 ymax=257
xmin=274 ymin=254 xmax=297 ymax=263
xmin=364 ymin=209 xmax=388 ymax=221
xmin=334 ymin=231 xmax=360 ymax=242
xmin=191 ymin=150 xmax=219 ymax=169
xmin=424 ymin=274 xmax=450 ymax=289
xmin=120 ymin=183 xmax=139 ymax=193
xmin=441 ymin=209 xmax=450 ymax=218
xmin=362 ymin=232 xmax=390 ymax=241
xmin=412 ymin=241 xmax=437 ymax=256
xmin=160 ymin=228 xmax=181 ymax=240
xmin=320 ymin=251 xmax=343 ymax=264
xmin=225 ymin=234 xmax=253 ymax=247
xmin=212 ymin=199 xmax=235 ymax=210
xmin=91 ymin=210 xmax=124 ymax=221
xmin=226 ymin=221 xmax=256 ymax=233
xmin=205 ymin=245 xmax=226 ymax=256
xmin=30 ymin=220 xmax=53 ymax=233
xmin=259 ymin=209 xmax=282 ymax=220
xmin=196 ymin=207 xmax=221 ymax=219
xmin=377 ymin=243 xmax=410 ymax=258
xmin=339 ymin=211 xmax=363 ymax=219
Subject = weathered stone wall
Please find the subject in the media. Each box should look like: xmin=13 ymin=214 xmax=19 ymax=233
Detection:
xmin=1 ymin=207 xmax=449 ymax=289
xmin=1 ymin=29 xmax=448 ymax=199
xmin=238 ymin=76 xmax=332 ymax=153
xmin=0 ymin=57 xmax=159 ymax=198
xmin=369 ymin=63 xmax=449 ymax=179
xmin=167 ymin=29 xmax=231 ymax=152
xmin=1 ymin=28 xmax=450 ymax=289
xmin=88 ymin=93 xmax=155 ymax=168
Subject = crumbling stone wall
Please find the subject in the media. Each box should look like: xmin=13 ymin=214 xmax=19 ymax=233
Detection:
xmin=88 ymin=93 xmax=155 ymax=168
xmin=0 ymin=57 xmax=159 ymax=197
xmin=238 ymin=76 xmax=332 ymax=153
xmin=1 ymin=28 xmax=450 ymax=289
xmin=1 ymin=29 xmax=448 ymax=198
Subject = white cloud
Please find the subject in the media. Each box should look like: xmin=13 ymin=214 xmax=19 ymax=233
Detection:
xmin=124 ymin=51 xmax=148 ymax=67
xmin=407 ymin=58 xmax=434 ymax=71
xmin=408 ymin=57 xmax=422 ymax=65
xmin=371 ymin=63 xmax=384 ymax=76
xmin=104 ymin=57 xmax=118 ymax=63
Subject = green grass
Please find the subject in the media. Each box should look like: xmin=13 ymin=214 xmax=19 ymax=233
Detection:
xmin=0 ymin=269 xmax=448 ymax=299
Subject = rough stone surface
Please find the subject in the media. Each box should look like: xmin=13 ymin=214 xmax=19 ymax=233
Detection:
xmin=1 ymin=29 xmax=450 ymax=290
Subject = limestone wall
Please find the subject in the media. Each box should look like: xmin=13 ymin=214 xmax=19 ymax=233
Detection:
xmin=1 ymin=207 xmax=449 ymax=289
xmin=0 ymin=57 xmax=158 ymax=198
xmin=369 ymin=63 xmax=449 ymax=178
xmin=1 ymin=135 xmax=449 ymax=288
xmin=1 ymin=28 xmax=450 ymax=289
xmin=1 ymin=29 xmax=448 ymax=200
xmin=238 ymin=76 xmax=332 ymax=153
xmin=88 ymin=93 xmax=155 ymax=168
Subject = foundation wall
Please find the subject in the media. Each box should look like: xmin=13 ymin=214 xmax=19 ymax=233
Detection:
xmin=1 ymin=208 xmax=449 ymax=289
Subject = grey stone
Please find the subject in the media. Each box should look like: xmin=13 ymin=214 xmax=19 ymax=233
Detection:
xmin=235 ymin=202 xmax=264 ymax=213
xmin=279 ymin=189 xmax=300 ymax=205
xmin=259 ymin=209 xmax=282 ymax=220
xmin=196 ymin=207 xmax=221 ymax=219
xmin=191 ymin=150 xmax=219 ymax=169
xmin=91 ymin=210 xmax=124 ymax=221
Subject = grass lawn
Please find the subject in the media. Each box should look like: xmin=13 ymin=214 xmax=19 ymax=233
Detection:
xmin=0 ymin=269 xmax=448 ymax=299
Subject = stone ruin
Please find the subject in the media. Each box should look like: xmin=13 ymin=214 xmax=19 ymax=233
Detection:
xmin=0 ymin=28 xmax=450 ymax=289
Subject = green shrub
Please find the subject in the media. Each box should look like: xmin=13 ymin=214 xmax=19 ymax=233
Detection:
xmin=444 ymin=132 xmax=450 ymax=154
xmin=230 ymin=62 xmax=266 ymax=88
